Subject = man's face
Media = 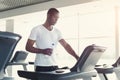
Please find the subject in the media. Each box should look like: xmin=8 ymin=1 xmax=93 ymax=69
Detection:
xmin=48 ymin=13 xmax=59 ymax=25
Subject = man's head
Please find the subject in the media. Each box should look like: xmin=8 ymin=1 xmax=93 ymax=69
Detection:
xmin=47 ymin=8 xmax=59 ymax=25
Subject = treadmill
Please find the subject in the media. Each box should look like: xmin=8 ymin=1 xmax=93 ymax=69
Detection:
xmin=18 ymin=44 xmax=106 ymax=80
xmin=0 ymin=31 xmax=21 ymax=80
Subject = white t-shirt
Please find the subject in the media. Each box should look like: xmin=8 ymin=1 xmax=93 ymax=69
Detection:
xmin=29 ymin=25 xmax=63 ymax=66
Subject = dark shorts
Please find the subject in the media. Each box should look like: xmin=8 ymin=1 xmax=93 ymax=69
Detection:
xmin=35 ymin=66 xmax=58 ymax=72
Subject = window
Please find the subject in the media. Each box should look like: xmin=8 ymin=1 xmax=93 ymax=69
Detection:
xmin=79 ymin=10 xmax=116 ymax=64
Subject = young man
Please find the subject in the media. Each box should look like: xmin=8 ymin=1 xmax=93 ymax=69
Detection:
xmin=26 ymin=8 xmax=79 ymax=72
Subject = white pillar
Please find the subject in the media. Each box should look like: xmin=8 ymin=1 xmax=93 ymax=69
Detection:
xmin=6 ymin=19 xmax=14 ymax=76
xmin=6 ymin=19 xmax=14 ymax=32
xmin=115 ymin=6 xmax=119 ymax=59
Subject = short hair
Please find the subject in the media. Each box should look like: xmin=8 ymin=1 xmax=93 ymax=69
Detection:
xmin=47 ymin=8 xmax=59 ymax=15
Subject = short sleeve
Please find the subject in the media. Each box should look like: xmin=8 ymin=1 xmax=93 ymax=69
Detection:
xmin=29 ymin=27 xmax=38 ymax=40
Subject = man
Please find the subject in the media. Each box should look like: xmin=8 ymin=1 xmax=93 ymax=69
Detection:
xmin=26 ymin=8 xmax=79 ymax=72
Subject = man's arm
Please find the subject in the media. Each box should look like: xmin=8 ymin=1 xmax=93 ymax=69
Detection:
xmin=59 ymin=39 xmax=79 ymax=60
xmin=25 ymin=39 xmax=52 ymax=55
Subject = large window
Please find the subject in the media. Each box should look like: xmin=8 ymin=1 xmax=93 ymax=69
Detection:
xmin=78 ymin=10 xmax=116 ymax=64
xmin=54 ymin=7 xmax=116 ymax=67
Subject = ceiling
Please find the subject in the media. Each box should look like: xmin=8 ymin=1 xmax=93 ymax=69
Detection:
xmin=0 ymin=0 xmax=100 ymax=19
xmin=0 ymin=0 xmax=53 ymax=12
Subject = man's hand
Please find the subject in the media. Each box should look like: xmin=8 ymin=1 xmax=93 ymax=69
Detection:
xmin=42 ymin=48 xmax=53 ymax=56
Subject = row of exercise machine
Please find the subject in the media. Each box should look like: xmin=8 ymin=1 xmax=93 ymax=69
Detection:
xmin=0 ymin=31 xmax=120 ymax=80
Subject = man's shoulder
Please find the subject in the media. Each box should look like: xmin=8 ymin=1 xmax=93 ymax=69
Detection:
xmin=32 ymin=25 xmax=43 ymax=31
